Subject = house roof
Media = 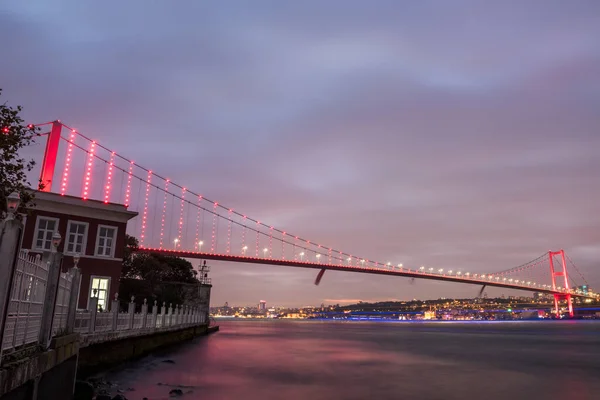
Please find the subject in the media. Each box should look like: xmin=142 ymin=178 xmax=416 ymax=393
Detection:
xmin=26 ymin=190 xmax=139 ymax=224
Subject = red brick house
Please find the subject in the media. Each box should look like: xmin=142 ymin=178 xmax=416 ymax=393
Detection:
xmin=20 ymin=191 xmax=138 ymax=311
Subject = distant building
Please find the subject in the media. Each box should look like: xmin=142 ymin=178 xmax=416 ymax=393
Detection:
xmin=259 ymin=300 xmax=267 ymax=311
xmin=573 ymin=285 xmax=592 ymax=295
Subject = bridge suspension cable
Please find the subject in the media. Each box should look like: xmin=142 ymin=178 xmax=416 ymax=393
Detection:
xmin=565 ymin=253 xmax=589 ymax=287
xmin=488 ymin=253 xmax=548 ymax=276
xmin=52 ymin=122 xmax=376 ymax=267
xmin=30 ymin=120 xmax=593 ymax=300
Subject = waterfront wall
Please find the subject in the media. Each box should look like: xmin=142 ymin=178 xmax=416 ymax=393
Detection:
xmin=0 ymin=334 xmax=79 ymax=400
xmin=77 ymin=324 xmax=218 ymax=376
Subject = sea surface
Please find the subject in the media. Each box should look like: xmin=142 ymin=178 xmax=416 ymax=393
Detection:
xmin=98 ymin=320 xmax=600 ymax=400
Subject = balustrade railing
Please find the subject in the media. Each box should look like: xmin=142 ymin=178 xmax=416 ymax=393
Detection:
xmin=73 ymin=296 xmax=207 ymax=337
xmin=51 ymin=270 xmax=75 ymax=335
xmin=1 ymin=248 xmax=84 ymax=357
xmin=1 ymin=251 xmax=49 ymax=352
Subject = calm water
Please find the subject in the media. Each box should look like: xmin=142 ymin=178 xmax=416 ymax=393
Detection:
xmin=99 ymin=320 xmax=600 ymax=400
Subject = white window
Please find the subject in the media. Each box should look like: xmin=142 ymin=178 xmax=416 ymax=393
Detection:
xmin=33 ymin=216 xmax=59 ymax=251
xmin=65 ymin=221 xmax=88 ymax=255
xmin=95 ymin=225 xmax=117 ymax=258
xmin=89 ymin=276 xmax=110 ymax=311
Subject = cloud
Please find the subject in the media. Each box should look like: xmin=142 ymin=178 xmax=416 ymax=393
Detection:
xmin=1 ymin=0 xmax=599 ymax=306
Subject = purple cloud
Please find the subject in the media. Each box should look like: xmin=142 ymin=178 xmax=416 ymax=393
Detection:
xmin=1 ymin=0 xmax=599 ymax=306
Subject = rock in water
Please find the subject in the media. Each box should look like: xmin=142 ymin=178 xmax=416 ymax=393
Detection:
xmin=169 ymin=388 xmax=184 ymax=397
xmin=73 ymin=381 xmax=94 ymax=400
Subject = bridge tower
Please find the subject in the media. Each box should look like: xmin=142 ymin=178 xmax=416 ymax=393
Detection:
xmin=39 ymin=121 xmax=63 ymax=192
xmin=548 ymin=250 xmax=573 ymax=318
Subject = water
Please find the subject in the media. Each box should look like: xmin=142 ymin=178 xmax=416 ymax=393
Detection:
xmin=100 ymin=320 xmax=600 ymax=399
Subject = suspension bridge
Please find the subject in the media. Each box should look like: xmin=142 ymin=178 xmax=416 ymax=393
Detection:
xmin=24 ymin=121 xmax=597 ymax=317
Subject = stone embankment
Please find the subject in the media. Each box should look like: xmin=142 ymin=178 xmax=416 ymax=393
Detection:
xmin=73 ymin=325 xmax=219 ymax=400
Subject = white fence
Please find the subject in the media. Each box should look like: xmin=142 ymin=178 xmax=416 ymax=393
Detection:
xmin=73 ymin=298 xmax=206 ymax=338
xmin=1 ymin=251 xmax=49 ymax=352
xmin=1 ymin=250 xmax=79 ymax=354
xmin=52 ymin=268 xmax=75 ymax=335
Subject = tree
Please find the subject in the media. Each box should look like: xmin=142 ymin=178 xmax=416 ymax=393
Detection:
xmin=119 ymin=234 xmax=200 ymax=309
xmin=0 ymin=89 xmax=41 ymax=213
xmin=121 ymin=233 xmax=139 ymax=278
xmin=121 ymin=234 xmax=197 ymax=284
xmin=124 ymin=252 xmax=198 ymax=284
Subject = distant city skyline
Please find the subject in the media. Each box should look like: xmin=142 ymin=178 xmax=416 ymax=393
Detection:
xmin=1 ymin=1 xmax=599 ymax=308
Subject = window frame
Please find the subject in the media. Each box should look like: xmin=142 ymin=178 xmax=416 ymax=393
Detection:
xmin=33 ymin=216 xmax=60 ymax=251
xmin=65 ymin=220 xmax=89 ymax=256
xmin=87 ymin=275 xmax=111 ymax=311
xmin=94 ymin=224 xmax=118 ymax=258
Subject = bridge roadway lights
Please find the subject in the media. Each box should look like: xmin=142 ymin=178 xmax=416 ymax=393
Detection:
xmin=134 ymin=248 xmax=593 ymax=304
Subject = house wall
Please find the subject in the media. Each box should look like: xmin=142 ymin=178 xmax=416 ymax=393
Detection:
xmin=21 ymin=209 xmax=128 ymax=309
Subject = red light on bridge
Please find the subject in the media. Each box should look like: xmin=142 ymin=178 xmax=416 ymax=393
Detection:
xmin=124 ymin=161 xmax=134 ymax=206
xmin=140 ymin=170 xmax=153 ymax=246
xmin=104 ymin=151 xmax=115 ymax=204
xmin=82 ymin=141 xmax=96 ymax=200
xmin=61 ymin=129 xmax=76 ymax=196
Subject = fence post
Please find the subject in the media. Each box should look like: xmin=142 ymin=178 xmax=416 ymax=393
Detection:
xmin=141 ymin=298 xmax=148 ymax=328
xmin=88 ymin=295 xmax=98 ymax=334
xmin=65 ymin=267 xmax=81 ymax=333
xmin=182 ymin=305 xmax=187 ymax=324
xmin=152 ymin=300 xmax=158 ymax=328
xmin=39 ymin=248 xmax=63 ymax=349
xmin=0 ymin=217 xmax=23 ymax=360
xmin=128 ymin=296 xmax=135 ymax=329
xmin=161 ymin=302 xmax=167 ymax=327
xmin=111 ymin=293 xmax=119 ymax=331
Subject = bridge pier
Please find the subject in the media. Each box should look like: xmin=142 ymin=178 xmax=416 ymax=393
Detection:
xmin=549 ymin=250 xmax=574 ymax=318
xmin=553 ymin=294 xmax=574 ymax=318
xmin=314 ymin=269 xmax=326 ymax=286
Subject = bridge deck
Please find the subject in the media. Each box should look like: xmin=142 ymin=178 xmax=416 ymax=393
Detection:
xmin=137 ymin=248 xmax=591 ymax=299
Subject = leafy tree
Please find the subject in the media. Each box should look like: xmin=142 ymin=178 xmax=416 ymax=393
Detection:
xmin=120 ymin=234 xmax=200 ymax=309
xmin=0 ymin=89 xmax=41 ymax=213
xmin=122 ymin=233 xmax=139 ymax=277
xmin=124 ymin=252 xmax=198 ymax=284
xmin=121 ymin=234 xmax=197 ymax=284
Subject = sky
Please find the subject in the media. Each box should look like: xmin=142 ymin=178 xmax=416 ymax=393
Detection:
xmin=1 ymin=1 xmax=599 ymax=307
